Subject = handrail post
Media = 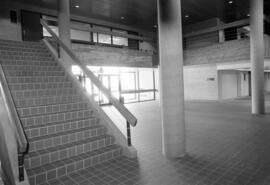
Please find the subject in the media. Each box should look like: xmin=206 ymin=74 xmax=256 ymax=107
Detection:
xmin=126 ymin=121 xmax=132 ymax=146
xmin=18 ymin=153 xmax=24 ymax=181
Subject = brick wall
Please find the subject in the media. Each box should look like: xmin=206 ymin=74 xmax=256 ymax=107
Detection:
xmin=72 ymin=43 xmax=155 ymax=67
xmin=184 ymin=39 xmax=250 ymax=66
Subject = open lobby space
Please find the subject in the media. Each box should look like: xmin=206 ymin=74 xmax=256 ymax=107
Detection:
xmin=29 ymin=98 xmax=270 ymax=185
xmin=1 ymin=0 xmax=270 ymax=185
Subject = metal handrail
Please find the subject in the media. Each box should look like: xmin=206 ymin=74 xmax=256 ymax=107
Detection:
xmin=0 ymin=64 xmax=29 ymax=181
xmin=40 ymin=19 xmax=137 ymax=127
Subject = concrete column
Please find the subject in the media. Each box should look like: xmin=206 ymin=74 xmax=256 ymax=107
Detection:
xmin=157 ymin=0 xmax=185 ymax=158
xmin=58 ymin=0 xmax=71 ymax=59
xmin=250 ymin=0 xmax=265 ymax=114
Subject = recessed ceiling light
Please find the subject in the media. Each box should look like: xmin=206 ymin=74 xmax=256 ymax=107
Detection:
xmin=228 ymin=1 xmax=233 ymax=4
xmin=247 ymin=14 xmax=250 ymax=17
xmin=75 ymin=5 xmax=79 ymax=8
xmin=154 ymin=25 xmax=157 ymax=28
xmin=185 ymin=14 xmax=189 ymax=18
xmin=121 ymin=16 xmax=125 ymax=20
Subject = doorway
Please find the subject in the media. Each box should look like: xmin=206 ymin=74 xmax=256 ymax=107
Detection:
xmin=21 ymin=10 xmax=42 ymax=41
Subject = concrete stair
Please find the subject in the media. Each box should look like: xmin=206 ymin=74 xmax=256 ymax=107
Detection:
xmin=0 ymin=39 xmax=123 ymax=185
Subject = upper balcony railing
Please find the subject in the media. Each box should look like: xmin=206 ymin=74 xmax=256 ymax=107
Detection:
xmin=183 ymin=18 xmax=270 ymax=50
xmin=183 ymin=19 xmax=251 ymax=49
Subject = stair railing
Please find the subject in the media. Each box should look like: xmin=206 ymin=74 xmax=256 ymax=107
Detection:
xmin=40 ymin=19 xmax=137 ymax=147
xmin=0 ymin=64 xmax=29 ymax=182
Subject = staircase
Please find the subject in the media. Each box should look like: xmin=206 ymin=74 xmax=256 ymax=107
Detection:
xmin=0 ymin=39 xmax=123 ymax=185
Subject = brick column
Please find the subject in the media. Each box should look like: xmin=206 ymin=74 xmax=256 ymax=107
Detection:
xmin=157 ymin=0 xmax=186 ymax=158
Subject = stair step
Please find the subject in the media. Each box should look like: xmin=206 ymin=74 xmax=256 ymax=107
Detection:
xmin=24 ymin=117 xmax=98 ymax=139
xmin=0 ymin=49 xmax=50 ymax=55
xmin=27 ymin=145 xmax=122 ymax=185
xmin=0 ymin=60 xmax=57 ymax=66
xmin=3 ymin=70 xmax=65 ymax=77
xmin=0 ymin=55 xmax=54 ymax=61
xmin=1 ymin=65 xmax=62 ymax=72
xmin=21 ymin=109 xmax=93 ymax=127
xmin=11 ymin=88 xmax=77 ymax=99
xmin=17 ymin=101 xmax=89 ymax=117
xmin=0 ymin=45 xmax=45 ymax=52
xmin=9 ymin=82 xmax=72 ymax=91
xmin=28 ymin=125 xmax=106 ymax=152
xmin=14 ymin=95 xmax=84 ymax=108
xmin=25 ymin=135 xmax=114 ymax=169
xmin=7 ymin=76 xmax=69 ymax=83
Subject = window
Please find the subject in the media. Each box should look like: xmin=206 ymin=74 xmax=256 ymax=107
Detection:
xmin=70 ymin=21 xmax=91 ymax=42
xmin=72 ymin=66 xmax=157 ymax=104
xmin=112 ymin=29 xmax=128 ymax=46
xmin=93 ymin=25 xmax=111 ymax=44
xmin=41 ymin=15 xmax=139 ymax=49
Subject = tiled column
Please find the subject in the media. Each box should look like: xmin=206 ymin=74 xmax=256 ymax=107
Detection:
xmin=58 ymin=0 xmax=71 ymax=60
xmin=157 ymin=0 xmax=186 ymax=158
xmin=250 ymin=0 xmax=265 ymax=114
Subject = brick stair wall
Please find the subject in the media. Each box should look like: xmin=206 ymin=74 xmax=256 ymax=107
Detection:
xmin=0 ymin=39 xmax=123 ymax=185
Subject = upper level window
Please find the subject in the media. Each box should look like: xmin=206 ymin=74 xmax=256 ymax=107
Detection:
xmin=93 ymin=25 xmax=111 ymax=44
xmin=112 ymin=29 xmax=128 ymax=46
xmin=41 ymin=15 xmax=140 ymax=50
xmin=70 ymin=21 xmax=91 ymax=42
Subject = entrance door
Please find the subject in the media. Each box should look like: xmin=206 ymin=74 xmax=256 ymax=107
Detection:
xmin=98 ymin=75 xmax=120 ymax=105
xmin=21 ymin=11 xmax=42 ymax=41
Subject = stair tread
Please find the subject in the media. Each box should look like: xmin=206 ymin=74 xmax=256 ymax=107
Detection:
xmin=11 ymin=87 xmax=74 ymax=92
xmin=20 ymin=108 xmax=91 ymax=119
xmin=17 ymin=101 xmax=88 ymax=110
xmin=14 ymin=95 xmax=83 ymax=108
xmin=24 ymin=117 xmax=97 ymax=130
xmin=28 ymin=125 xmax=103 ymax=141
xmin=26 ymin=135 xmax=112 ymax=158
xmin=26 ymin=144 xmax=121 ymax=175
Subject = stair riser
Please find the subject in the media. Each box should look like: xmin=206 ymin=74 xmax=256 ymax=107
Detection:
xmin=11 ymin=88 xmax=77 ymax=99
xmin=26 ymin=136 xmax=114 ymax=169
xmin=0 ymin=56 xmax=54 ymax=61
xmin=1 ymin=60 xmax=57 ymax=66
xmin=3 ymin=71 xmax=65 ymax=77
xmin=28 ymin=126 xmax=106 ymax=152
xmin=2 ymin=65 xmax=62 ymax=71
xmin=28 ymin=147 xmax=122 ymax=185
xmin=21 ymin=109 xmax=93 ymax=127
xmin=14 ymin=95 xmax=83 ymax=108
xmin=25 ymin=118 xmax=97 ymax=139
xmin=18 ymin=102 xmax=89 ymax=117
xmin=7 ymin=76 xmax=69 ymax=83
xmin=9 ymin=82 xmax=72 ymax=91
xmin=0 ymin=46 xmax=46 ymax=52
xmin=0 ymin=50 xmax=50 ymax=56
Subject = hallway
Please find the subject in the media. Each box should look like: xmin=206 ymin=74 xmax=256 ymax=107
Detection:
xmin=45 ymin=100 xmax=270 ymax=185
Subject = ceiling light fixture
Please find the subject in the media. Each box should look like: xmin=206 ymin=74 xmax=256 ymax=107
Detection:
xmin=185 ymin=14 xmax=189 ymax=18
xmin=75 ymin=5 xmax=79 ymax=8
xmin=228 ymin=1 xmax=233 ymax=4
xmin=247 ymin=14 xmax=250 ymax=17
xmin=154 ymin=25 xmax=157 ymax=28
xmin=121 ymin=16 xmax=125 ymax=20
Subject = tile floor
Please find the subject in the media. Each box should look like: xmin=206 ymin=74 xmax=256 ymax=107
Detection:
xmin=36 ymin=98 xmax=270 ymax=184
